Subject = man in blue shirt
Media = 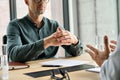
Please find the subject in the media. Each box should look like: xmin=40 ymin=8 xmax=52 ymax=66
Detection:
xmin=7 ymin=0 xmax=83 ymax=62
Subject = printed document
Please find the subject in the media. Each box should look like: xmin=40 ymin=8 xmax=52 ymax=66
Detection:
xmin=40 ymin=59 xmax=88 ymax=67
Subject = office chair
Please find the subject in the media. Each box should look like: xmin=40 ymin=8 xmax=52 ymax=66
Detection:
xmin=3 ymin=35 xmax=7 ymax=44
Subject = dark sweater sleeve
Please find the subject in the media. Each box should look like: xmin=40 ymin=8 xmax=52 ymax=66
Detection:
xmin=7 ymin=21 xmax=45 ymax=62
xmin=62 ymin=39 xmax=83 ymax=57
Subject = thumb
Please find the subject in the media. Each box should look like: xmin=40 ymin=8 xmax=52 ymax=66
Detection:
xmin=57 ymin=27 xmax=62 ymax=32
xmin=104 ymin=35 xmax=110 ymax=53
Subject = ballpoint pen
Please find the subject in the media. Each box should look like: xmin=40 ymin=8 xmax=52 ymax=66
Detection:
xmin=42 ymin=65 xmax=62 ymax=67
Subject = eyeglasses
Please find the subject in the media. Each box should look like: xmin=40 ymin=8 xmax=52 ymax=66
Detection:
xmin=33 ymin=0 xmax=49 ymax=3
xmin=50 ymin=69 xmax=70 ymax=80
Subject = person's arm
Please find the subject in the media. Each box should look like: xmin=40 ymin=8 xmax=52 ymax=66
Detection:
xmin=100 ymin=54 xmax=120 ymax=80
xmin=7 ymin=22 xmax=45 ymax=62
xmin=53 ymin=27 xmax=83 ymax=56
xmin=100 ymin=36 xmax=120 ymax=80
xmin=7 ymin=20 xmax=72 ymax=62
xmin=62 ymin=40 xmax=83 ymax=56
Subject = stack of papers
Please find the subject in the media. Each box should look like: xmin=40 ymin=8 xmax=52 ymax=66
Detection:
xmin=40 ymin=59 xmax=88 ymax=67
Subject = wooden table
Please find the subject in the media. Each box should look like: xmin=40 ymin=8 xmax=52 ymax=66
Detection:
xmin=9 ymin=53 xmax=101 ymax=80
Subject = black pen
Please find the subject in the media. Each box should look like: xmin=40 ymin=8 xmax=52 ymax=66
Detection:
xmin=42 ymin=65 xmax=62 ymax=67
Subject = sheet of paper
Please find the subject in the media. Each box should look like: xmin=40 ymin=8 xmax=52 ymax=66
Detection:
xmin=86 ymin=67 xmax=101 ymax=73
xmin=40 ymin=59 xmax=88 ymax=67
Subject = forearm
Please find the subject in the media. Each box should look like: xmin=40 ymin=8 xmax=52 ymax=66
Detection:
xmin=43 ymin=37 xmax=52 ymax=49
xmin=63 ymin=40 xmax=83 ymax=56
xmin=8 ymin=40 xmax=44 ymax=62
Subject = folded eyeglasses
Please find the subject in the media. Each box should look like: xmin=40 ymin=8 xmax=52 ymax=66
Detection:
xmin=50 ymin=69 xmax=70 ymax=80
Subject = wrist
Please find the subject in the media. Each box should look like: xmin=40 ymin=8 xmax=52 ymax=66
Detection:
xmin=72 ymin=36 xmax=79 ymax=45
xmin=44 ymin=37 xmax=51 ymax=49
xmin=96 ymin=58 xmax=106 ymax=67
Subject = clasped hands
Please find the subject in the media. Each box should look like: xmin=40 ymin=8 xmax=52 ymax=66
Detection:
xmin=44 ymin=27 xmax=78 ymax=48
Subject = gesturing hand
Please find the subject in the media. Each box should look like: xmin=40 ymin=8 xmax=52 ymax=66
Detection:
xmin=85 ymin=35 xmax=110 ymax=67
xmin=110 ymin=40 xmax=117 ymax=52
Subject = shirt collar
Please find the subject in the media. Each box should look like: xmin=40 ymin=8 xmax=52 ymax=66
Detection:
xmin=26 ymin=15 xmax=45 ymax=28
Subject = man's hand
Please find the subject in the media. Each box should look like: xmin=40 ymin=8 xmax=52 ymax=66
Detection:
xmin=110 ymin=40 xmax=117 ymax=52
xmin=43 ymin=32 xmax=63 ymax=49
xmin=43 ymin=27 xmax=78 ymax=49
xmin=53 ymin=27 xmax=78 ymax=45
xmin=85 ymin=35 xmax=110 ymax=67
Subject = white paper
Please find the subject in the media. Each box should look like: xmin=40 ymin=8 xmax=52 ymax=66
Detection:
xmin=86 ymin=67 xmax=101 ymax=73
xmin=40 ymin=59 xmax=88 ymax=67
